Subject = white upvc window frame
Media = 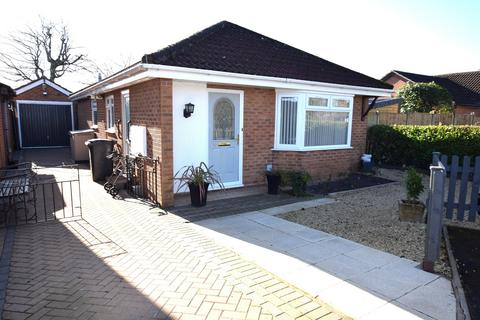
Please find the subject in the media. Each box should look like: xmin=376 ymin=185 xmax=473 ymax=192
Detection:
xmin=105 ymin=95 xmax=115 ymax=131
xmin=274 ymin=90 xmax=354 ymax=151
xmin=91 ymin=99 xmax=98 ymax=128
xmin=275 ymin=93 xmax=304 ymax=151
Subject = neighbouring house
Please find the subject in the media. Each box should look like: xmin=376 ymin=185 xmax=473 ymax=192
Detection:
xmin=14 ymin=77 xmax=73 ymax=148
xmin=71 ymin=21 xmax=393 ymax=207
xmin=379 ymin=70 xmax=480 ymax=114
xmin=0 ymin=82 xmax=16 ymax=167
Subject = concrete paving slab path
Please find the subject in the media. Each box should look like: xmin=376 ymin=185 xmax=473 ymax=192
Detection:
xmin=193 ymin=210 xmax=456 ymax=320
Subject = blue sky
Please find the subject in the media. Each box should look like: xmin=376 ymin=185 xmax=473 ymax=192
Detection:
xmin=386 ymin=0 xmax=479 ymax=55
xmin=0 ymin=0 xmax=478 ymax=91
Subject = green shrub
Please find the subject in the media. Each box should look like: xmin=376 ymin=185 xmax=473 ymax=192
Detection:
xmin=279 ymin=170 xmax=311 ymax=196
xmin=398 ymin=82 xmax=453 ymax=113
xmin=367 ymin=125 xmax=480 ymax=168
xmin=406 ymin=167 xmax=424 ymax=201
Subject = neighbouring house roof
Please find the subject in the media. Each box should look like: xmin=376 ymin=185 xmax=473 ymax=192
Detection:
xmin=142 ymin=21 xmax=392 ymax=90
xmin=15 ymin=77 xmax=71 ymax=96
xmin=0 ymin=82 xmax=15 ymax=98
xmin=383 ymin=70 xmax=480 ymax=107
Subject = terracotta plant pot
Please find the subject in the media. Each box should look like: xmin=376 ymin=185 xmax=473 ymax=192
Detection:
xmin=266 ymin=174 xmax=281 ymax=194
xmin=398 ymin=200 xmax=425 ymax=223
xmin=188 ymin=182 xmax=210 ymax=207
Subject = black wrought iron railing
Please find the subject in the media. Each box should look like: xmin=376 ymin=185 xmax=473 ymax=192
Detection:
xmin=125 ymin=155 xmax=159 ymax=205
xmin=0 ymin=164 xmax=82 ymax=226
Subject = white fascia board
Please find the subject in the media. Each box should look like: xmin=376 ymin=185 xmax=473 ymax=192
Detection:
xmin=101 ymin=72 xmax=152 ymax=93
xmin=144 ymin=64 xmax=393 ymax=97
xmin=69 ymin=63 xmax=144 ymax=100
xmin=16 ymin=78 xmax=71 ymax=96
xmin=15 ymin=100 xmax=72 ymax=106
xmin=71 ymin=63 xmax=393 ymax=99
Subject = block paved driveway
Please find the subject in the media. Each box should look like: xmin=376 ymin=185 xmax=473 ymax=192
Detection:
xmin=1 ymin=165 xmax=347 ymax=320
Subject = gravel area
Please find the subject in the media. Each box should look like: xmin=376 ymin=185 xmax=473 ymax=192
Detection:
xmin=279 ymin=168 xmax=452 ymax=278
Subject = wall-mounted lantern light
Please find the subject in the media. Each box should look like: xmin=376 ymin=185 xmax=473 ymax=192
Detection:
xmin=42 ymin=82 xmax=48 ymax=96
xmin=183 ymin=102 xmax=195 ymax=118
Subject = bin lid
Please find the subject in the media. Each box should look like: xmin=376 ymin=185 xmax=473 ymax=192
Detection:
xmin=70 ymin=129 xmax=95 ymax=135
xmin=85 ymin=138 xmax=114 ymax=146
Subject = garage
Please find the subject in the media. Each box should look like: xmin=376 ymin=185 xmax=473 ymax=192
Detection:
xmin=17 ymin=101 xmax=73 ymax=148
xmin=14 ymin=78 xmax=73 ymax=148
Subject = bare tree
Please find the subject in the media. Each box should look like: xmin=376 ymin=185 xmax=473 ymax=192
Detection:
xmin=0 ymin=18 xmax=89 ymax=83
xmin=94 ymin=55 xmax=136 ymax=81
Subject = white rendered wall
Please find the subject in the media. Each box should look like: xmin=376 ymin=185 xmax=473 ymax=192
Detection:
xmin=172 ymin=81 xmax=209 ymax=191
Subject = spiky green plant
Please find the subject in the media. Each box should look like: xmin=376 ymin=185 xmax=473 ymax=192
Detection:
xmin=174 ymin=162 xmax=224 ymax=200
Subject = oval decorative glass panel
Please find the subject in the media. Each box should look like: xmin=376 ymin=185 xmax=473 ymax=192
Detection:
xmin=213 ymin=98 xmax=235 ymax=140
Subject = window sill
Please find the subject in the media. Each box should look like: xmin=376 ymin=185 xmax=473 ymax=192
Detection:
xmin=272 ymin=145 xmax=353 ymax=152
xmin=90 ymin=125 xmax=98 ymax=130
xmin=106 ymin=128 xmax=116 ymax=134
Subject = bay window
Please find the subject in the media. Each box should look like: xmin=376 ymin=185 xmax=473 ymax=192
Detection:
xmin=275 ymin=92 xmax=353 ymax=150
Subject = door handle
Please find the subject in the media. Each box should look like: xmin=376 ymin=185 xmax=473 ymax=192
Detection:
xmin=236 ymin=134 xmax=240 ymax=145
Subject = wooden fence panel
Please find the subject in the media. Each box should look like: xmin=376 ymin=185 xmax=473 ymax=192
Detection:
xmin=368 ymin=111 xmax=478 ymax=127
xmin=457 ymin=156 xmax=470 ymax=220
xmin=468 ymin=156 xmax=480 ymax=221
xmin=425 ymin=153 xmax=480 ymax=270
xmin=446 ymin=155 xmax=459 ymax=219
xmin=437 ymin=113 xmax=454 ymax=125
xmin=433 ymin=153 xmax=480 ymax=222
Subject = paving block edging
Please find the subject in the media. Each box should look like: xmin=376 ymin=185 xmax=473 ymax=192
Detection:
xmin=0 ymin=227 xmax=15 ymax=316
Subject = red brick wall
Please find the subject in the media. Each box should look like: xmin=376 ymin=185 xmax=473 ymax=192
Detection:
xmin=76 ymin=90 xmax=124 ymax=150
xmin=0 ymin=96 xmax=16 ymax=167
xmin=272 ymin=96 xmax=366 ymax=180
xmin=207 ymin=84 xmax=366 ymax=183
xmin=129 ymin=79 xmax=173 ymax=207
xmin=455 ymin=105 xmax=479 ymax=115
xmin=207 ymin=84 xmax=275 ymax=185
xmin=97 ymin=91 xmax=123 ymax=147
xmin=383 ymin=74 xmax=407 ymax=97
xmin=75 ymin=98 xmax=92 ymax=130
xmin=75 ymin=79 xmax=368 ymax=204
xmin=243 ymin=87 xmax=276 ymax=185
xmin=73 ymin=80 xmax=173 ymax=207
xmin=15 ymin=83 xmax=69 ymax=102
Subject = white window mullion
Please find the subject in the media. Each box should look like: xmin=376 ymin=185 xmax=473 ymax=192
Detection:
xmin=296 ymin=94 xmax=306 ymax=149
xmin=347 ymin=98 xmax=354 ymax=147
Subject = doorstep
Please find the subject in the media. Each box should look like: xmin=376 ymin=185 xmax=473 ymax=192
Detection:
xmin=170 ymin=190 xmax=334 ymax=221
xmin=190 ymin=204 xmax=456 ymax=320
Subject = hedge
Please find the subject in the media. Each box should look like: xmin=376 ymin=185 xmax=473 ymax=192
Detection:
xmin=367 ymin=125 xmax=480 ymax=168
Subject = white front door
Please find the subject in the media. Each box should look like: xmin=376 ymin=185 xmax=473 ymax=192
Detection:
xmin=209 ymin=92 xmax=241 ymax=185
xmin=121 ymin=92 xmax=131 ymax=155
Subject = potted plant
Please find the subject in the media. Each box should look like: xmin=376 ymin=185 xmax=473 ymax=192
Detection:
xmin=174 ymin=162 xmax=224 ymax=207
xmin=399 ymin=167 xmax=425 ymax=222
xmin=265 ymin=170 xmax=282 ymax=194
